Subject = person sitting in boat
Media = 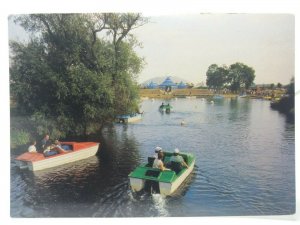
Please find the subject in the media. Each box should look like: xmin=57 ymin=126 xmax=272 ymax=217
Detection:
xmin=165 ymin=103 xmax=171 ymax=113
xmin=43 ymin=142 xmax=68 ymax=157
xmin=160 ymin=103 xmax=165 ymax=109
xmin=170 ymin=148 xmax=189 ymax=169
xmin=153 ymin=152 xmax=169 ymax=171
xmin=53 ymin=140 xmax=70 ymax=152
xmin=28 ymin=140 xmax=37 ymax=153
xmin=153 ymin=146 xmax=163 ymax=158
xmin=40 ymin=134 xmax=50 ymax=152
xmin=43 ymin=143 xmax=58 ymax=157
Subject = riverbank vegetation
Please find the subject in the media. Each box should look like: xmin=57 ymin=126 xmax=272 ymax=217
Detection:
xmin=270 ymin=78 xmax=294 ymax=119
xmin=10 ymin=13 xmax=147 ymax=146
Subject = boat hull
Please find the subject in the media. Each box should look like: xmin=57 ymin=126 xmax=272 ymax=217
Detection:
xmin=159 ymin=160 xmax=195 ymax=195
xmin=126 ymin=114 xmax=142 ymax=123
xmin=129 ymin=177 xmax=145 ymax=192
xmin=15 ymin=142 xmax=99 ymax=171
xmin=116 ymin=114 xmax=142 ymax=123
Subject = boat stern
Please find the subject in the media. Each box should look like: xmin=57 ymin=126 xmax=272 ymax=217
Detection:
xmin=159 ymin=182 xmax=173 ymax=195
xmin=129 ymin=177 xmax=145 ymax=192
xmin=15 ymin=160 xmax=29 ymax=170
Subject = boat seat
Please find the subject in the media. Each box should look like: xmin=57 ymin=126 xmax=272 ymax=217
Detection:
xmin=61 ymin=144 xmax=73 ymax=151
xmin=43 ymin=151 xmax=58 ymax=157
xmin=145 ymin=170 xmax=160 ymax=178
xmin=147 ymin=157 xmax=155 ymax=167
xmin=170 ymin=161 xmax=182 ymax=174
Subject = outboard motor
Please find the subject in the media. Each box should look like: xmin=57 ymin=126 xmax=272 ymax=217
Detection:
xmin=144 ymin=170 xmax=161 ymax=194
xmin=144 ymin=180 xmax=160 ymax=194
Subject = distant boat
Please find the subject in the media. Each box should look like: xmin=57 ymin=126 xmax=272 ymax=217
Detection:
xmin=263 ymin=96 xmax=272 ymax=100
xmin=213 ymin=95 xmax=224 ymax=99
xmin=239 ymin=94 xmax=248 ymax=98
xmin=15 ymin=142 xmax=100 ymax=171
xmin=116 ymin=113 xmax=142 ymax=123
xmin=128 ymin=151 xmax=195 ymax=196
xmin=159 ymin=104 xmax=172 ymax=113
xmin=185 ymin=96 xmax=196 ymax=100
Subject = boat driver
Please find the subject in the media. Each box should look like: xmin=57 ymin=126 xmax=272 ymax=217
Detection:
xmin=154 ymin=146 xmax=163 ymax=158
xmin=170 ymin=148 xmax=189 ymax=169
xmin=153 ymin=151 xmax=170 ymax=171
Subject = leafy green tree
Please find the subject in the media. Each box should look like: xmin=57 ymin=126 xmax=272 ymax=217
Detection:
xmin=10 ymin=13 xmax=147 ymax=137
xmin=205 ymin=62 xmax=255 ymax=93
xmin=227 ymin=62 xmax=255 ymax=93
xmin=277 ymin=82 xmax=282 ymax=88
xmin=206 ymin=64 xmax=228 ymax=91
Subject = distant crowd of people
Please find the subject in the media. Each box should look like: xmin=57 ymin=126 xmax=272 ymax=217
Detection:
xmin=27 ymin=134 xmax=70 ymax=157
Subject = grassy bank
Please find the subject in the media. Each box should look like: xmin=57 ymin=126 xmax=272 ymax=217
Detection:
xmin=139 ymin=88 xmax=239 ymax=99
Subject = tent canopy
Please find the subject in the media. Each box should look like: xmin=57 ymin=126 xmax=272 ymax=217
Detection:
xmin=159 ymin=76 xmax=177 ymax=87
xmin=178 ymin=81 xmax=187 ymax=89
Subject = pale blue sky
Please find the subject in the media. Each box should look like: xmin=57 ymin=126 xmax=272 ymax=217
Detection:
xmin=8 ymin=14 xmax=294 ymax=85
xmin=133 ymin=14 xmax=295 ymax=85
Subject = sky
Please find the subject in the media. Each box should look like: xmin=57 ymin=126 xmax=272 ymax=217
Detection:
xmin=132 ymin=14 xmax=295 ymax=85
xmin=8 ymin=14 xmax=294 ymax=85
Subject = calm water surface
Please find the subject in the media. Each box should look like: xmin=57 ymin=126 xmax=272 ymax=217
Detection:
xmin=10 ymin=97 xmax=295 ymax=217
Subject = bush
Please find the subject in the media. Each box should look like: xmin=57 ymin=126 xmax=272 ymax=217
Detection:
xmin=11 ymin=129 xmax=31 ymax=149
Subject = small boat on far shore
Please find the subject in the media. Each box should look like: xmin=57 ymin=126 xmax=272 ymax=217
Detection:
xmin=15 ymin=142 xmax=100 ymax=171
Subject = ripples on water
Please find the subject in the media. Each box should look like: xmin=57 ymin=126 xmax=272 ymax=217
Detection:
xmin=10 ymin=98 xmax=295 ymax=217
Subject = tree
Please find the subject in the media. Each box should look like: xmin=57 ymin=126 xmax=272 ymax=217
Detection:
xmin=227 ymin=62 xmax=255 ymax=93
xmin=277 ymin=82 xmax=282 ymax=88
xmin=10 ymin=13 xmax=147 ymax=137
xmin=205 ymin=62 xmax=255 ymax=93
xmin=206 ymin=64 xmax=228 ymax=91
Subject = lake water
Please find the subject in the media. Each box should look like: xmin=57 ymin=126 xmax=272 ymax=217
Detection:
xmin=10 ymin=97 xmax=295 ymax=217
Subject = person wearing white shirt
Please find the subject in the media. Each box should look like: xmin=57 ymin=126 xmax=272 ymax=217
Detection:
xmin=28 ymin=140 xmax=37 ymax=153
xmin=170 ymin=148 xmax=189 ymax=168
xmin=153 ymin=151 xmax=169 ymax=171
xmin=153 ymin=146 xmax=162 ymax=158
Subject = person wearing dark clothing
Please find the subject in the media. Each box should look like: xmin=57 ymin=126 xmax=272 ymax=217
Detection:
xmin=39 ymin=134 xmax=50 ymax=152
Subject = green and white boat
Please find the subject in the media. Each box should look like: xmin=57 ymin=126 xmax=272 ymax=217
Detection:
xmin=128 ymin=151 xmax=195 ymax=196
xmin=159 ymin=104 xmax=172 ymax=113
